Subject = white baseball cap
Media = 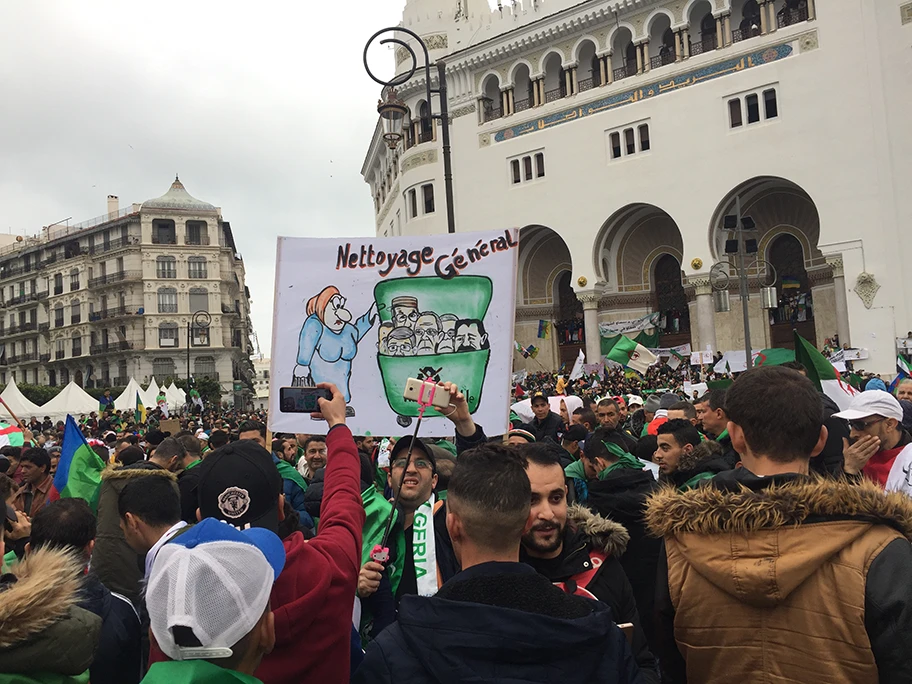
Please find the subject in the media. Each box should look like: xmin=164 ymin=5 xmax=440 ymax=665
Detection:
xmin=146 ymin=517 xmax=285 ymax=661
xmin=627 ymin=395 xmax=644 ymax=407
xmin=832 ymin=390 xmax=903 ymax=422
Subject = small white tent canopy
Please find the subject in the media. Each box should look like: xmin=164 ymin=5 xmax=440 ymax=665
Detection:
xmin=114 ymin=378 xmax=146 ymax=411
xmin=511 ymin=395 xmax=583 ymax=425
xmin=164 ymin=383 xmax=185 ymax=409
xmin=40 ymin=382 xmax=99 ymax=423
xmin=143 ymin=378 xmax=161 ymax=407
xmin=0 ymin=377 xmax=44 ymax=421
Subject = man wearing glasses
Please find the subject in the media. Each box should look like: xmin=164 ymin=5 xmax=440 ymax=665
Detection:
xmin=836 ymin=390 xmax=912 ymax=493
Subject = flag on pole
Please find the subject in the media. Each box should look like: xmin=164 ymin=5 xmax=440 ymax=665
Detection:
xmin=569 ymin=349 xmax=586 ymax=381
xmin=135 ymin=392 xmax=146 ymax=424
xmin=754 ymin=348 xmax=797 ymax=367
xmin=53 ymin=415 xmax=107 ymax=513
xmin=888 ymin=356 xmax=912 ymax=394
xmin=0 ymin=422 xmax=24 ymax=448
xmin=606 ymin=336 xmax=658 ymax=375
xmin=794 ymin=331 xmax=858 ymax=410
xmin=537 ymin=320 xmax=551 ymax=340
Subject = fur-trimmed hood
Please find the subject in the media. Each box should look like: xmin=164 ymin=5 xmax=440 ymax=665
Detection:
xmin=567 ymin=503 xmax=629 ymax=557
xmin=0 ymin=547 xmax=101 ymax=676
xmin=100 ymin=461 xmax=177 ymax=482
xmin=646 ymin=475 xmax=912 ymax=607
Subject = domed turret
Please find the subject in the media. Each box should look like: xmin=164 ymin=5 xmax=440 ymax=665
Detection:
xmin=142 ymin=175 xmax=216 ymax=212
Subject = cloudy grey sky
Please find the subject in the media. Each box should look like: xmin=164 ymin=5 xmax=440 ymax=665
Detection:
xmin=0 ymin=0 xmax=469 ymax=356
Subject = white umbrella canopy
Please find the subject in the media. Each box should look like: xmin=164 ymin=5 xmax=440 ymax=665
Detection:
xmin=113 ymin=378 xmax=146 ymax=411
xmin=511 ymin=395 xmax=583 ymax=425
xmin=39 ymin=382 xmax=99 ymax=423
xmin=0 ymin=377 xmax=44 ymax=421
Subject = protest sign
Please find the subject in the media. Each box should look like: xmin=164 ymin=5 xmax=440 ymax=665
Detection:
xmin=269 ymin=230 xmax=519 ymax=436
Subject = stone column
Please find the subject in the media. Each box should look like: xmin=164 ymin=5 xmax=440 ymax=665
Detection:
xmin=599 ymin=56 xmax=607 ymax=86
xmin=477 ymin=99 xmax=485 ymax=124
xmin=642 ymin=41 xmax=651 ymax=72
xmin=723 ymin=13 xmax=732 ymax=46
xmin=827 ymin=256 xmax=851 ymax=347
xmin=808 ymin=0 xmax=816 ymax=20
xmin=564 ymin=69 xmax=572 ymax=96
xmin=716 ymin=15 xmax=724 ymax=48
xmin=760 ymin=0 xmax=769 ymax=34
xmin=674 ymin=31 xmax=683 ymax=61
xmin=768 ymin=1 xmax=777 ymax=33
xmin=606 ymin=53 xmax=614 ymax=84
xmin=636 ymin=42 xmax=644 ymax=73
xmin=682 ymin=27 xmax=690 ymax=58
xmin=692 ymin=277 xmax=718 ymax=354
xmin=578 ymin=292 xmax=602 ymax=364
xmin=571 ymin=66 xmax=579 ymax=95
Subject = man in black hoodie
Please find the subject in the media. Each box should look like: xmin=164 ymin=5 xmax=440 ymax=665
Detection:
xmin=353 ymin=443 xmax=640 ymax=684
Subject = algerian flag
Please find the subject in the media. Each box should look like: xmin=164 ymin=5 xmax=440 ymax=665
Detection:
xmin=754 ymin=348 xmax=796 ymax=367
xmin=569 ymin=349 xmax=585 ymax=381
xmin=667 ymin=349 xmax=687 ymax=371
xmin=899 ymin=356 xmax=912 ymax=378
xmin=794 ymin=331 xmax=857 ymax=410
xmin=606 ymin=335 xmax=657 ymax=375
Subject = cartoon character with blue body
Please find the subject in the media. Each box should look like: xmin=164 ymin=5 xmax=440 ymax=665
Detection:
xmin=292 ymin=286 xmax=379 ymax=408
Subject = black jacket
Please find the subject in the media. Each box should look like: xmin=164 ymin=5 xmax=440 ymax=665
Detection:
xmin=715 ymin=433 xmax=741 ymax=469
xmin=527 ymin=411 xmax=564 ymax=443
xmin=177 ymin=464 xmax=202 ymax=524
xmin=812 ymin=392 xmax=849 ymax=477
xmin=585 ymin=466 xmax=661 ymax=651
xmin=520 ymin=505 xmax=659 ymax=683
xmin=353 ymin=561 xmax=643 ymax=684
xmin=651 ymin=467 xmax=912 ymax=684
xmin=79 ymin=572 xmax=143 ymax=684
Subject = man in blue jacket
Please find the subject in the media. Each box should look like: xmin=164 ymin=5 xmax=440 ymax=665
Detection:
xmin=353 ymin=443 xmax=640 ymax=684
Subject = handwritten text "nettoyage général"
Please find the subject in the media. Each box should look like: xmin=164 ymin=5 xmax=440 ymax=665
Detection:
xmin=335 ymin=230 xmax=517 ymax=280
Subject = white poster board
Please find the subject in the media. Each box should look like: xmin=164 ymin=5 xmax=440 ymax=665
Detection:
xmin=269 ymin=230 xmax=519 ymax=437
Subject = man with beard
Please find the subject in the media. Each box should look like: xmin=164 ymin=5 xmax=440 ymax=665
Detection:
xmin=297 ymin=436 xmax=327 ymax=484
xmin=519 ymin=444 xmax=660 ymax=682
xmin=454 ymin=319 xmax=489 ymax=352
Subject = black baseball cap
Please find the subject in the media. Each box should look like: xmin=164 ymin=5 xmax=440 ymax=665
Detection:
xmin=531 ymin=392 xmax=549 ymax=405
xmin=196 ymin=440 xmax=283 ymax=533
xmin=563 ymin=424 xmax=588 ymax=443
xmin=391 ymin=436 xmax=438 ymax=473
xmin=145 ymin=430 xmax=171 ymax=446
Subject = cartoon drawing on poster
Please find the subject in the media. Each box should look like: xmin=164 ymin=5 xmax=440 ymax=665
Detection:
xmin=291 ymin=285 xmax=380 ymax=414
xmin=269 ymin=229 xmax=518 ymax=437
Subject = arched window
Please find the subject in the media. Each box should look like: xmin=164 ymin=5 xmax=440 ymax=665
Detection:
xmin=72 ymin=332 xmax=83 ymax=357
xmin=54 ymin=305 xmax=64 ymax=328
xmin=654 ymin=255 xmax=690 ymax=335
xmin=70 ymin=269 xmax=80 ymax=291
xmin=156 ymin=256 xmax=176 ymax=279
xmin=152 ymin=219 xmax=176 ymax=245
xmin=157 ymin=287 xmax=178 ymax=313
xmin=419 ymin=101 xmax=433 ymax=142
xmin=188 ymin=257 xmax=207 ymax=279
xmin=186 ymin=220 xmax=208 ymax=246
xmin=70 ymin=299 xmax=81 ymax=325
xmin=152 ymin=358 xmax=176 ymax=378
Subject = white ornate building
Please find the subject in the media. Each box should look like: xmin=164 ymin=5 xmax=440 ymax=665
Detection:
xmin=0 ymin=178 xmax=256 ymax=406
xmin=363 ymin=0 xmax=912 ymax=373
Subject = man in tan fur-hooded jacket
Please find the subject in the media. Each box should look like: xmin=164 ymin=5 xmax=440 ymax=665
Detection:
xmin=647 ymin=366 xmax=912 ymax=684
xmin=0 ymin=541 xmax=101 ymax=683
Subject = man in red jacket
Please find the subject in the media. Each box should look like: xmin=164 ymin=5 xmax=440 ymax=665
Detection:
xmin=148 ymin=382 xmax=365 ymax=684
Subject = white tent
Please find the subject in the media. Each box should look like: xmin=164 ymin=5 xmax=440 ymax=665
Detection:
xmin=511 ymin=395 xmax=583 ymax=425
xmin=39 ymin=382 xmax=100 ymax=422
xmin=143 ymin=378 xmax=161 ymax=408
xmin=0 ymin=377 xmax=44 ymax=421
xmin=164 ymin=383 xmax=185 ymax=410
xmin=114 ymin=378 xmax=146 ymax=411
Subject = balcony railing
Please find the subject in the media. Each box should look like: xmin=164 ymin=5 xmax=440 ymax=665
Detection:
xmin=483 ymin=106 xmax=503 ymax=122
xmin=72 ymin=347 xmax=83 ymax=358
xmin=89 ymin=341 xmax=136 ymax=355
xmin=689 ymin=34 xmax=717 ymax=56
xmin=55 ymin=318 xmax=64 ymax=328
xmin=55 ymin=350 xmax=64 ymax=360
xmin=71 ymin=314 xmax=81 ymax=325
xmin=649 ymin=51 xmax=676 ymax=69
xmin=185 ymin=234 xmax=211 ymax=246
xmin=778 ymin=6 xmax=809 ymax=27
xmin=613 ymin=64 xmax=638 ymax=82
xmin=96 ymin=306 xmax=130 ymax=320
xmin=418 ymin=130 xmax=434 ymax=144
xmin=89 ymin=235 xmax=138 ymax=255
xmin=38 ymin=323 xmax=49 ymax=333
xmin=7 ymin=353 xmax=38 ymax=364
xmin=88 ymin=270 xmax=141 ymax=288
xmin=159 ymin=304 xmax=178 ymax=314
xmin=194 ymin=371 xmax=220 ymax=381
xmin=188 ymin=270 xmax=208 ymax=279
xmin=514 ymin=98 xmax=532 ymax=113
xmin=544 ymin=87 xmax=565 ymax=103
xmin=578 ymin=77 xmax=597 ymax=93
xmin=39 ymin=353 xmax=50 ymax=363
xmin=152 ymin=234 xmax=177 ymax=245
xmin=53 ymin=285 xmax=64 ymax=296
xmin=5 ymin=321 xmax=38 ymax=336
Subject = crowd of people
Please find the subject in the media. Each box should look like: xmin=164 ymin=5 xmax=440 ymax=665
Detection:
xmin=2 ymin=359 xmax=912 ymax=683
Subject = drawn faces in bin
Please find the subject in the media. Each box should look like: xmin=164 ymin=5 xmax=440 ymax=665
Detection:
xmin=379 ymin=295 xmax=488 ymax=358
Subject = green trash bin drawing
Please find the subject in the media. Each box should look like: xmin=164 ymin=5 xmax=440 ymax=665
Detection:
xmin=374 ymin=275 xmax=493 ymax=419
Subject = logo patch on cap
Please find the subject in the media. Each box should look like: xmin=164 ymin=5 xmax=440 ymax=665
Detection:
xmin=218 ymin=487 xmax=251 ymax=519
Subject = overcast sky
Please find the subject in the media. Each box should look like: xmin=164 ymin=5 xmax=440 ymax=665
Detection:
xmin=0 ymin=0 xmax=483 ymax=356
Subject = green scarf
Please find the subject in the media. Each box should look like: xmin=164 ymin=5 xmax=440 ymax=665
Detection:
xmin=564 ymin=459 xmax=587 ymax=481
xmin=185 ymin=459 xmax=203 ymax=470
xmin=680 ymin=471 xmax=714 ymax=491
xmin=274 ymin=458 xmax=308 ymax=493
xmin=598 ymin=451 xmax=646 ymax=479
xmin=716 ymin=429 xmax=730 ymax=442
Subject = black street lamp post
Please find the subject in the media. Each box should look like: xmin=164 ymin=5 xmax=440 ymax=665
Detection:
xmin=187 ymin=310 xmax=211 ymax=381
xmin=364 ymin=27 xmax=456 ymax=234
